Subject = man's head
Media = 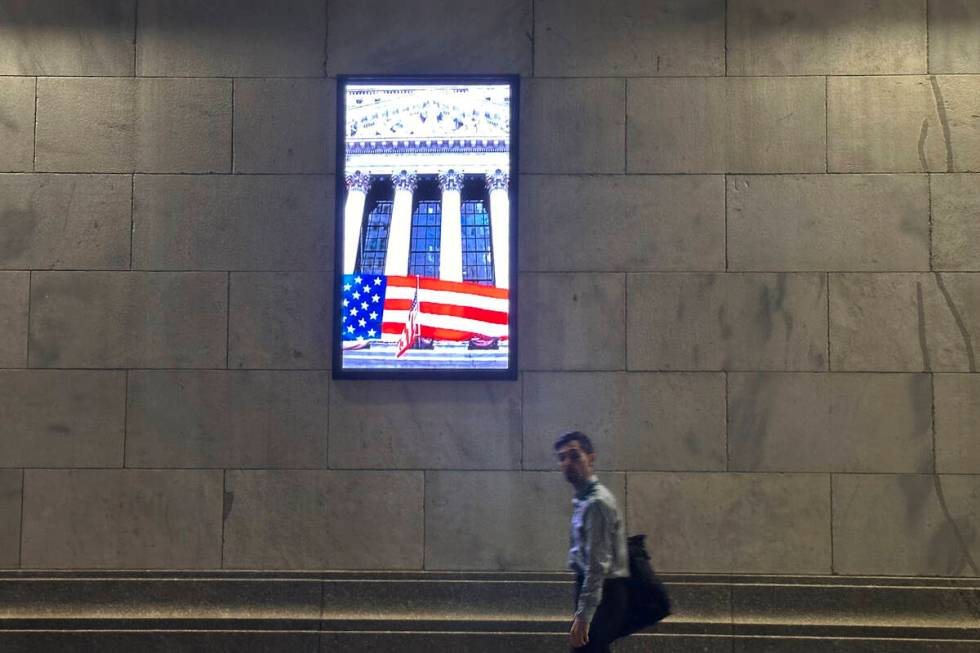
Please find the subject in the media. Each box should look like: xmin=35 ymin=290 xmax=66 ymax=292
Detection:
xmin=554 ymin=431 xmax=596 ymax=486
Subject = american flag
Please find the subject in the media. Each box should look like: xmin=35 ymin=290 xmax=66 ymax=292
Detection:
xmin=340 ymin=274 xmax=508 ymax=348
xmin=396 ymin=280 xmax=420 ymax=357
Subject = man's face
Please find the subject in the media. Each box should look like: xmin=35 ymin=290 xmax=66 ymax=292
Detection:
xmin=556 ymin=440 xmax=595 ymax=486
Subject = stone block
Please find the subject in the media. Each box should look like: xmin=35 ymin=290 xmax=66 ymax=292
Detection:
xmin=828 ymin=76 xmax=980 ymax=173
xmin=126 ymin=371 xmax=328 ymax=469
xmin=0 ymin=78 xmax=34 ymax=171
xmin=829 ymin=273 xmax=980 ymax=371
xmin=223 ymin=471 xmax=423 ymax=569
xmin=520 ymin=175 xmax=725 ymax=272
xmin=833 ymin=474 xmax=980 ymax=576
xmin=137 ymin=0 xmax=325 ymax=76
xmin=535 ymin=0 xmax=724 ymax=76
xmin=234 ymin=79 xmax=333 ymax=174
xmin=329 ymin=380 xmax=521 ymax=469
xmin=425 ymin=471 xmax=625 ymax=570
xmin=0 ymin=371 xmax=125 ymax=468
xmin=728 ymin=175 xmax=930 ymax=271
xmin=728 ymin=373 xmax=933 ymax=473
xmin=0 ymin=1 xmax=134 ymax=75
xmin=21 ymin=469 xmax=222 ymax=568
xmin=36 ymin=78 xmax=232 ymax=173
xmin=627 ymin=273 xmax=828 ymax=371
xmin=519 ymin=273 xmax=626 ymax=370
xmin=0 ymin=470 xmax=20 ymax=567
xmin=727 ymin=0 xmax=926 ymax=75
xmin=0 ymin=174 xmax=131 ymax=270
xmin=520 ymin=78 xmax=625 ymax=174
xmin=229 ymin=272 xmax=331 ymax=369
xmin=935 ymin=374 xmax=980 ymax=473
xmin=929 ymin=0 xmax=980 ymax=73
xmin=522 ymin=372 xmax=726 ymax=471
xmin=133 ymin=175 xmax=331 ymax=271
xmin=932 ymin=174 xmax=980 ymax=271
xmin=29 ymin=272 xmax=227 ymax=369
xmin=0 ymin=272 xmax=28 ymax=367
xmin=627 ymin=77 xmax=825 ymax=173
xmin=327 ymin=0 xmax=531 ymax=76
xmin=628 ymin=472 xmax=831 ymax=573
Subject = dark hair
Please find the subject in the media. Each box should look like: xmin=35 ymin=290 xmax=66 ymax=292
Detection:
xmin=554 ymin=431 xmax=594 ymax=455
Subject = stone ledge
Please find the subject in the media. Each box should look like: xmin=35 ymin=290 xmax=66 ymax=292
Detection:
xmin=0 ymin=572 xmax=977 ymax=643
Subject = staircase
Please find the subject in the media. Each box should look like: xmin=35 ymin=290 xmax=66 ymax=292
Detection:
xmin=1 ymin=571 xmax=978 ymax=651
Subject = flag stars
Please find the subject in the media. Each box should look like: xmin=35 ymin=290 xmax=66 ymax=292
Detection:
xmin=372 ymin=294 xmax=380 ymax=303
xmin=350 ymin=307 xmax=358 ymax=316
xmin=358 ymin=318 xmax=367 ymax=327
xmin=374 ymin=277 xmax=382 ymax=285
xmin=369 ymin=311 xmax=378 ymax=320
xmin=352 ymin=291 xmax=361 ymax=299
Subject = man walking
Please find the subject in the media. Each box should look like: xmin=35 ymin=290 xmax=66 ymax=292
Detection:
xmin=556 ymin=431 xmax=630 ymax=652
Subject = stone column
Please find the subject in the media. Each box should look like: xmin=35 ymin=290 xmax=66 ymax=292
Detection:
xmin=486 ymin=169 xmax=510 ymax=289
xmin=438 ymin=170 xmax=464 ymax=282
xmin=385 ymin=171 xmax=417 ymax=277
xmin=343 ymin=171 xmax=372 ymax=274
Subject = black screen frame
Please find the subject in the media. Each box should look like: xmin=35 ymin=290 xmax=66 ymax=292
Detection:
xmin=331 ymin=74 xmax=520 ymax=381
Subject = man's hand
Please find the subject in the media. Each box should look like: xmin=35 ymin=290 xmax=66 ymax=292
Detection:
xmin=569 ymin=615 xmax=590 ymax=648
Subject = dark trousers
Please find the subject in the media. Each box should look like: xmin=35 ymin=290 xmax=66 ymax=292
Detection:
xmin=571 ymin=574 xmax=629 ymax=653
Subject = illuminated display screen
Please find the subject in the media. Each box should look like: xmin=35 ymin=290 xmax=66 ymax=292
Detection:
xmin=333 ymin=76 xmax=518 ymax=379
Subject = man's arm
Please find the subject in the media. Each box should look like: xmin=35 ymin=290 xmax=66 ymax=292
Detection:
xmin=574 ymin=501 xmax=614 ymax=625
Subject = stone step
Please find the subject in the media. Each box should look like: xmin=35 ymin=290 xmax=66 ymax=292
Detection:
xmin=1 ymin=571 xmax=977 ymax=651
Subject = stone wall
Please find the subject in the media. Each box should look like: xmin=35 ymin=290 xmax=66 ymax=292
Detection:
xmin=0 ymin=0 xmax=978 ymax=577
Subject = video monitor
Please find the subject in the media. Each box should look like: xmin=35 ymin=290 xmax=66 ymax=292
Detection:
xmin=332 ymin=76 xmax=519 ymax=379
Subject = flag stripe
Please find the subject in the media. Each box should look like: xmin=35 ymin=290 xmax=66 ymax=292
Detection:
xmin=383 ymin=299 xmax=508 ymax=325
xmin=386 ymin=275 xmax=508 ymax=299
xmin=382 ymin=312 xmax=509 ymax=337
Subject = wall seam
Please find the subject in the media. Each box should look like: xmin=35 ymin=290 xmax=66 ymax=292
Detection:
xmin=230 ymin=79 xmax=236 ymax=173
xmin=133 ymin=0 xmax=139 ymax=76
xmin=422 ymin=470 xmax=427 ymax=570
xmin=18 ymin=469 xmax=25 ymax=567
xmin=530 ymin=0 xmax=536 ymax=78
xmin=225 ymin=272 xmax=231 ymax=369
xmin=220 ymin=469 xmax=227 ymax=569
xmin=824 ymin=76 xmax=829 ymax=173
xmin=32 ymin=77 xmax=38 ymax=171
xmin=724 ymin=175 xmax=729 ymax=270
xmin=723 ymin=0 xmax=729 ymax=77
xmin=623 ymin=78 xmax=628 ymax=173
xmin=931 ymin=371 xmax=937 ymax=475
xmin=724 ymin=371 xmax=730 ymax=471
xmin=122 ymin=370 xmax=129 ymax=468
xmin=25 ymin=271 xmax=31 ymax=366
xmin=829 ymin=473 xmax=835 ymax=574
xmin=519 ymin=372 xmax=525 ymax=470
xmin=826 ymin=272 xmax=832 ymax=371
xmin=130 ymin=175 xmax=135 ymax=269
xmin=323 ymin=0 xmax=330 ymax=78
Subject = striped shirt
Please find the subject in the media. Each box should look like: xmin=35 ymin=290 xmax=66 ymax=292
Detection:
xmin=568 ymin=476 xmax=629 ymax=623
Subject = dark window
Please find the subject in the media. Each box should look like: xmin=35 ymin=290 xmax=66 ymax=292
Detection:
xmin=461 ymin=199 xmax=494 ymax=286
xmin=356 ymin=200 xmax=393 ymax=275
xmin=408 ymin=199 xmax=441 ymax=278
